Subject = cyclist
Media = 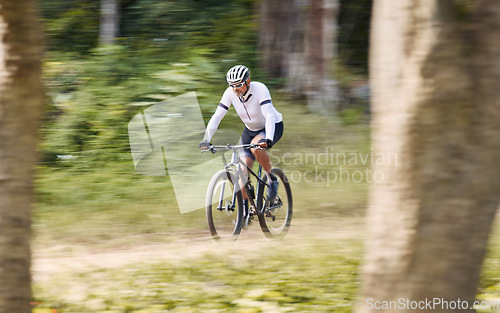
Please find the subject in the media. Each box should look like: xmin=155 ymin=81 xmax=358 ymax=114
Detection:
xmin=199 ymin=65 xmax=284 ymax=207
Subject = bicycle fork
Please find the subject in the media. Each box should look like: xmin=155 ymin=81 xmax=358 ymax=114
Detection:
xmin=217 ymin=171 xmax=238 ymax=212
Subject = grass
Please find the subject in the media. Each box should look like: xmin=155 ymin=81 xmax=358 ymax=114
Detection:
xmin=32 ymin=97 xmax=370 ymax=312
xmin=33 ymin=218 xmax=364 ymax=313
xmin=32 ymin=219 xmax=500 ymax=313
xmin=33 ymin=94 xmax=500 ymax=313
xmin=33 ymin=97 xmax=371 ymax=248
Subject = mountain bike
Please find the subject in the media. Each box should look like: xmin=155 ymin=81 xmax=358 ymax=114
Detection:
xmin=202 ymin=143 xmax=292 ymax=241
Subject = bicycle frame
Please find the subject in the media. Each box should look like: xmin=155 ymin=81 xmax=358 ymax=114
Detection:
xmin=205 ymin=144 xmax=269 ymax=214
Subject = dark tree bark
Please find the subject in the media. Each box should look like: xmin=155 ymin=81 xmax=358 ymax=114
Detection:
xmin=357 ymin=1 xmax=500 ymax=312
xmin=258 ymin=0 xmax=294 ymax=78
xmin=0 ymin=0 xmax=44 ymax=312
xmin=258 ymin=0 xmax=340 ymax=113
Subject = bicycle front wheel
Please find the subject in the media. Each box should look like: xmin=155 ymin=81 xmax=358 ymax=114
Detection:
xmin=257 ymin=168 xmax=293 ymax=238
xmin=206 ymin=169 xmax=243 ymax=240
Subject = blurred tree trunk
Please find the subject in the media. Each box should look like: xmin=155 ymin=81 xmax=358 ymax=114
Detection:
xmin=99 ymin=0 xmax=120 ymax=45
xmin=258 ymin=0 xmax=340 ymax=114
xmin=258 ymin=0 xmax=294 ymax=78
xmin=0 ymin=1 xmax=44 ymax=312
xmin=357 ymin=1 xmax=500 ymax=312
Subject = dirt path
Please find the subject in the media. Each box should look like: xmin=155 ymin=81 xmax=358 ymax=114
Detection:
xmin=32 ymin=217 xmax=364 ymax=283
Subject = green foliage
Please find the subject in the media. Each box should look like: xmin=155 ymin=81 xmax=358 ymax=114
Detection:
xmin=34 ymin=3 xmax=374 ymax=311
xmin=41 ymin=0 xmax=100 ymax=53
xmin=32 ymin=4 xmax=500 ymax=313
xmin=476 ymin=222 xmax=500 ymax=313
xmin=42 ymin=0 xmax=258 ymax=62
xmin=39 ymin=0 xmax=260 ymax=166
xmin=41 ymin=47 xmax=224 ymax=164
xmin=35 ymin=99 xmax=370 ymax=245
xmin=339 ymin=107 xmax=366 ymax=126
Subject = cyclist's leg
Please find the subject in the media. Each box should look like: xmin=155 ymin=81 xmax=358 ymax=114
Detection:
xmin=251 ymin=134 xmax=272 ymax=173
xmin=244 ymin=157 xmax=255 ymax=171
xmin=251 ymin=134 xmax=278 ymax=202
xmin=251 ymin=122 xmax=284 ymax=201
xmin=240 ymin=127 xmax=257 ymax=200
xmin=250 ymin=121 xmax=284 ymax=175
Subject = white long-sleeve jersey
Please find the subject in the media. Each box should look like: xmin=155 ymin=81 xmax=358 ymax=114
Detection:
xmin=203 ymin=81 xmax=283 ymax=142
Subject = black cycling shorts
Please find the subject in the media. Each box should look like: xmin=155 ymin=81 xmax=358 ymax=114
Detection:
xmin=241 ymin=121 xmax=284 ymax=160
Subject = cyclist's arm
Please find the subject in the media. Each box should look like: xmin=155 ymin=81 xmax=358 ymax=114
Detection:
xmin=203 ymin=103 xmax=229 ymax=142
xmin=261 ymin=101 xmax=277 ymax=141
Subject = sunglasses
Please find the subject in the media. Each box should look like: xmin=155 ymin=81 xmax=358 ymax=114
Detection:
xmin=230 ymin=82 xmax=245 ymax=88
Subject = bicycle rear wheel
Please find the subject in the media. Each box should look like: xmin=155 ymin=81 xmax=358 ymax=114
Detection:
xmin=206 ymin=169 xmax=243 ymax=240
xmin=257 ymin=168 xmax=292 ymax=238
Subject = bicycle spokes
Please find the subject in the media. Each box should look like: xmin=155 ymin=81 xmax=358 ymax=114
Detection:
xmin=206 ymin=170 xmax=243 ymax=240
xmin=258 ymin=169 xmax=292 ymax=238
xmin=204 ymin=143 xmax=292 ymax=240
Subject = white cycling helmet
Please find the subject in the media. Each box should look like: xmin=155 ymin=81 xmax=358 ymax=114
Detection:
xmin=226 ymin=65 xmax=250 ymax=85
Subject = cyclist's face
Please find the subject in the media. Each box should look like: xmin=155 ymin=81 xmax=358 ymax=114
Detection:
xmin=231 ymin=79 xmax=249 ymax=97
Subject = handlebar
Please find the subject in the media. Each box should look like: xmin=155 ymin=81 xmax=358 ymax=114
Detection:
xmin=201 ymin=143 xmax=262 ymax=154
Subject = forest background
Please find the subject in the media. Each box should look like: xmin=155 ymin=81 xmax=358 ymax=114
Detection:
xmin=31 ymin=1 xmax=500 ymax=313
xmin=37 ymin=0 xmax=371 ymax=244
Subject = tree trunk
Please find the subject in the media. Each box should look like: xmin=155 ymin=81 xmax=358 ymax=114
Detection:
xmin=357 ymin=1 xmax=500 ymax=312
xmin=0 ymin=1 xmax=44 ymax=313
xmin=99 ymin=0 xmax=120 ymax=45
xmin=302 ymin=0 xmax=339 ymax=114
xmin=258 ymin=0 xmax=294 ymax=78
xmin=258 ymin=0 xmax=340 ymax=114
xmin=0 ymin=0 xmax=43 ymax=313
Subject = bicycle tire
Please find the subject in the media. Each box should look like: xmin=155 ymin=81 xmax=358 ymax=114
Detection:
xmin=257 ymin=168 xmax=293 ymax=238
xmin=206 ymin=169 xmax=243 ymax=240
